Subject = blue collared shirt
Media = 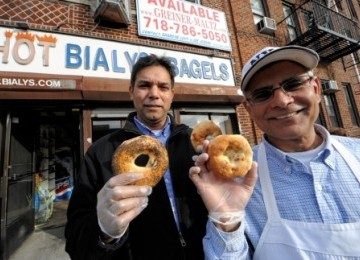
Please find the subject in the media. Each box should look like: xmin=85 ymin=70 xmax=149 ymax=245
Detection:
xmin=134 ymin=117 xmax=181 ymax=230
xmin=203 ymin=125 xmax=360 ymax=259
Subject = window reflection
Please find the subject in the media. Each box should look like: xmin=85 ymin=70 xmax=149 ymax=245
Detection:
xmin=180 ymin=112 xmax=237 ymax=134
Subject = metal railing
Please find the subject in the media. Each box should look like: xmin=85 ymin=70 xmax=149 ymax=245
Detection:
xmin=311 ymin=1 xmax=360 ymax=40
xmin=278 ymin=0 xmax=360 ymax=54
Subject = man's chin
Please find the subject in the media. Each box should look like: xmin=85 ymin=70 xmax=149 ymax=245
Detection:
xmin=146 ymin=116 xmax=161 ymax=125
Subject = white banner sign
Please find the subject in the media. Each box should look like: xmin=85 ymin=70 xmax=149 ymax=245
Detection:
xmin=136 ymin=0 xmax=232 ymax=51
xmin=0 ymin=27 xmax=235 ymax=86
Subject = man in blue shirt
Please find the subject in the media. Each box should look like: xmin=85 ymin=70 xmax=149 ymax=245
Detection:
xmin=190 ymin=45 xmax=360 ymax=259
xmin=65 ymin=54 xmax=208 ymax=259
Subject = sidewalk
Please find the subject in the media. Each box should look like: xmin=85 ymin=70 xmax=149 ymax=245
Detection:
xmin=9 ymin=200 xmax=70 ymax=260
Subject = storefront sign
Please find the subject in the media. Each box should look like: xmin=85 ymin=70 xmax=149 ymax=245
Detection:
xmin=136 ymin=0 xmax=231 ymax=51
xmin=0 ymin=77 xmax=77 ymax=90
xmin=0 ymin=27 xmax=235 ymax=86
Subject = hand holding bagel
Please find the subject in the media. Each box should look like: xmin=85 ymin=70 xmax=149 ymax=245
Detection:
xmin=191 ymin=121 xmax=253 ymax=179
xmin=190 ymin=121 xmax=256 ymax=230
xmin=97 ymin=135 xmax=169 ymax=239
xmin=97 ymin=173 xmax=152 ymax=239
xmin=190 ymin=140 xmax=258 ymax=231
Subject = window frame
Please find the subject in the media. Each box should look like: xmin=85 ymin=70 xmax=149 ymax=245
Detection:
xmin=315 ymin=104 xmax=326 ymax=126
xmin=182 ymin=0 xmax=202 ymax=4
xmin=60 ymin=0 xmax=90 ymax=5
xmin=251 ymin=0 xmax=268 ymax=24
xmin=335 ymin=0 xmax=344 ymax=11
xmin=174 ymin=107 xmax=240 ymax=134
xmin=282 ymin=2 xmax=299 ymax=42
xmin=346 ymin=0 xmax=358 ymax=20
xmin=342 ymin=83 xmax=360 ymax=127
xmin=322 ymin=90 xmax=343 ymax=128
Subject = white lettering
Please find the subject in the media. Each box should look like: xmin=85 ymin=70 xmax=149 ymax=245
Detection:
xmin=0 ymin=78 xmax=75 ymax=89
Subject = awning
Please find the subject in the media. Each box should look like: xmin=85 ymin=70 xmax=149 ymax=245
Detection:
xmin=0 ymin=72 xmax=244 ymax=104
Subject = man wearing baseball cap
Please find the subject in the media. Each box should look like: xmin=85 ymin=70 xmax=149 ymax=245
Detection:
xmin=189 ymin=45 xmax=360 ymax=259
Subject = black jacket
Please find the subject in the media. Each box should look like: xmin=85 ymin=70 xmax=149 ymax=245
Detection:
xmin=65 ymin=113 xmax=208 ymax=260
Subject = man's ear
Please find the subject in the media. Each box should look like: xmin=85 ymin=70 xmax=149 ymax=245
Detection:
xmin=129 ymin=85 xmax=134 ymax=100
xmin=312 ymin=77 xmax=323 ymax=103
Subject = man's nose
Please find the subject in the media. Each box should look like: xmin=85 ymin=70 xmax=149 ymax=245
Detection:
xmin=272 ymin=85 xmax=287 ymax=95
xmin=149 ymin=85 xmax=160 ymax=96
xmin=271 ymin=85 xmax=293 ymax=105
xmin=272 ymin=85 xmax=291 ymax=98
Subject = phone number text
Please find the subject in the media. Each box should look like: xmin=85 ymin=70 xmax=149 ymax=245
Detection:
xmin=143 ymin=17 xmax=228 ymax=43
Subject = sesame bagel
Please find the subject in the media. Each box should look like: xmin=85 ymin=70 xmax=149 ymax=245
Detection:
xmin=112 ymin=135 xmax=169 ymax=187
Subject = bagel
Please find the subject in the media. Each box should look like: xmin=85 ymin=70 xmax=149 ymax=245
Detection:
xmin=112 ymin=135 xmax=169 ymax=187
xmin=207 ymin=135 xmax=253 ymax=178
xmin=191 ymin=120 xmax=222 ymax=150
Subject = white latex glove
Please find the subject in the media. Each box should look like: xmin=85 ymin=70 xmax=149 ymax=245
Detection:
xmin=189 ymin=140 xmax=257 ymax=230
xmin=96 ymin=172 xmax=152 ymax=238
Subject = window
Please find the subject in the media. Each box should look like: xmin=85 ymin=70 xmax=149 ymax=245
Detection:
xmin=321 ymin=79 xmax=342 ymax=128
xmin=90 ymin=107 xmax=240 ymax=142
xmin=183 ymin=0 xmax=202 ymax=4
xmin=323 ymin=94 xmax=342 ymax=128
xmin=346 ymin=0 xmax=358 ymax=20
xmin=334 ymin=0 xmax=343 ymax=11
xmin=283 ymin=3 xmax=298 ymax=41
xmin=301 ymin=9 xmax=314 ymax=30
xmin=93 ymin=0 xmax=131 ymax=24
xmin=342 ymin=83 xmax=360 ymax=127
xmin=251 ymin=0 xmax=266 ymax=24
xmin=177 ymin=107 xmax=239 ymax=134
xmin=91 ymin=108 xmax=135 ymax=142
xmin=62 ymin=0 xmax=90 ymax=4
xmin=353 ymin=51 xmax=360 ymax=64
xmin=92 ymin=119 xmax=126 ymax=142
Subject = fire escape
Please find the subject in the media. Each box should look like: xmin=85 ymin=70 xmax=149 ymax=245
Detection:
xmin=278 ymin=0 xmax=360 ymax=93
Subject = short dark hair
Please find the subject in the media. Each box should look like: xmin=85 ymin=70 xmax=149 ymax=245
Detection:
xmin=130 ymin=54 xmax=176 ymax=87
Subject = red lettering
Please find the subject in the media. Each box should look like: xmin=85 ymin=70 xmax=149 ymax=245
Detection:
xmin=189 ymin=6 xmax=197 ymax=16
xmin=198 ymin=7 xmax=205 ymax=18
xmin=168 ymin=0 xmax=175 ymax=10
xmin=148 ymin=0 xmax=221 ymax=22
xmin=148 ymin=0 xmax=158 ymax=5
xmin=205 ymin=9 xmax=219 ymax=21
xmin=181 ymin=2 xmax=189 ymax=14
xmin=213 ymin=12 xmax=220 ymax=22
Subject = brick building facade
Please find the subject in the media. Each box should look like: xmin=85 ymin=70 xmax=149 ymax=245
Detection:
xmin=0 ymin=0 xmax=360 ymax=257
xmin=231 ymin=0 xmax=360 ymax=141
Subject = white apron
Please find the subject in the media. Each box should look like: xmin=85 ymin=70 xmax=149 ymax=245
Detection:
xmin=253 ymin=139 xmax=360 ymax=260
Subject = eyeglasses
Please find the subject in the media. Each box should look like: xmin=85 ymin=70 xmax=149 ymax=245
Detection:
xmin=245 ymin=72 xmax=314 ymax=104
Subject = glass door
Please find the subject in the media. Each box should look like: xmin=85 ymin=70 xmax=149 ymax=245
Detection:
xmin=1 ymin=107 xmax=81 ymax=258
xmin=1 ymin=111 xmax=35 ymax=258
xmin=0 ymin=112 xmax=8 ymax=259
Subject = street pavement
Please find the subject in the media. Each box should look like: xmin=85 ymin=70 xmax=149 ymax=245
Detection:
xmin=9 ymin=200 xmax=70 ymax=260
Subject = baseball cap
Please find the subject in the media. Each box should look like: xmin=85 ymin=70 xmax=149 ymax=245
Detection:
xmin=241 ymin=45 xmax=319 ymax=91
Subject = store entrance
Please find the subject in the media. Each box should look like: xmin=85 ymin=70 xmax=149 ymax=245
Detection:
xmin=0 ymin=108 xmax=80 ymax=259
